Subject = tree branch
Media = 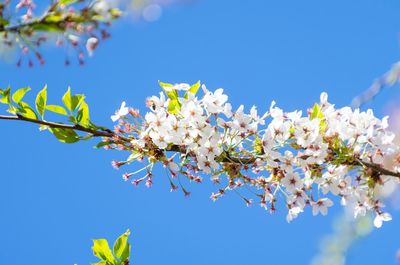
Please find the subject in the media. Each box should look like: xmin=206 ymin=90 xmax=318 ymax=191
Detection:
xmin=0 ymin=2 xmax=57 ymax=34
xmin=358 ymin=160 xmax=400 ymax=179
xmin=0 ymin=114 xmax=123 ymax=139
xmin=2 ymin=114 xmax=400 ymax=181
xmin=1 ymin=19 xmax=42 ymax=33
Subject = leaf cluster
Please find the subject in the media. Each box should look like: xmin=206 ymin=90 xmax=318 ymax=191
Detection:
xmin=0 ymin=86 xmax=101 ymax=143
xmin=92 ymin=230 xmax=131 ymax=265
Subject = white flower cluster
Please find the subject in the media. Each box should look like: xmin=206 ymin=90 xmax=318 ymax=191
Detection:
xmin=110 ymin=82 xmax=400 ymax=227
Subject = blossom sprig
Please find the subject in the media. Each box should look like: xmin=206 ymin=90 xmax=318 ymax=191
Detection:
xmin=0 ymin=0 xmax=122 ymax=66
xmin=1 ymin=83 xmax=400 ymax=227
xmin=105 ymin=81 xmax=400 ymax=227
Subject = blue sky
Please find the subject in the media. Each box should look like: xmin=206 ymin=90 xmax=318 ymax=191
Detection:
xmin=1 ymin=0 xmax=400 ymax=264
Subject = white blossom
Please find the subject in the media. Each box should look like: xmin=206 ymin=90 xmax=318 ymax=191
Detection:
xmin=373 ymin=212 xmax=392 ymax=228
xmin=111 ymin=101 xmax=129 ymax=122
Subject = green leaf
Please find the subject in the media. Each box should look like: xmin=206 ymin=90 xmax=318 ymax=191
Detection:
xmin=7 ymin=105 xmax=17 ymax=114
xmin=0 ymin=87 xmax=11 ymax=104
xmin=31 ymin=23 xmax=63 ymax=32
xmin=46 ymin=105 xmax=68 ymax=116
xmin=62 ymin=87 xmax=72 ymax=112
xmin=184 ymin=80 xmax=201 ymax=99
xmin=168 ymin=99 xmax=181 ymax=114
xmin=18 ymin=102 xmax=38 ymax=120
xmin=110 ymin=8 xmax=122 ymax=18
xmin=76 ymin=101 xmax=90 ymax=126
xmin=92 ymin=239 xmax=116 ymax=263
xmin=62 ymin=87 xmax=85 ymax=113
xmin=158 ymin=81 xmax=182 ymax=113
xmin=0 ymin=17 xmax=9 ymax=27
xmin=71 ymin=94 xmax=85 ymax=111
xmin=95 ymin=141 xmax=111 ymax=149
xmin=12 ymin=87 xmax=31 ymax=103
xmin=252 ymin=136 xmax=264 ymax=155
xmin=159 ymin=81 xmax=178 ymax=100
xmin=158 ymin=81 xmax=173 ymax=89
xmin=44 ymin=14 xmax=64 ymax=23
xmin=35 ymin=86 xmax=47 ymax=118
xmin=59 ymin=0 xmax=78 ymax=4
xmin=119 ymin=243 xmax=131 ymax=263
xmin=48 ymin=128 xmax=80 ymax=143
xmin=113 ymin=229 xmax=131 ymax=261
xmin=310 ymin=103 xmax=323 ymax=120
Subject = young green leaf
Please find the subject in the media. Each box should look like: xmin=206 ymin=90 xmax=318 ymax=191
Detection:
xmin=113 ymin=230 xmax=131 ymax=261
xmin=46 ymin=105 xmax=68 ymax=116
xmin=0 ymin=87 xmax=11 ymax=105
xmin=48 ymin=128 xmax=80 ymax=143
xmin=95 ymin=141 xmax=111 ymax=149
xmin=31 ymin=23 xmax=63 ymax=32
xmin=18 ymin=102 xmax=38 ymax=120
xmin=71 ymin=94 xmax=85 ymax=111
xmin=119 ymin=243 xmax=131 ymax=264
xmin=12 ymin=87 xmax=31 ymax=103
xmin=310 ymin=103 xmax=323 ymax=120
xmin=59 ymin=0 xmax=78 ymax=4
xmin=168 ymin=99 xmax=181 ymax=114
xmin=62 ymin=87 xmax=72 ymax=112
xmin=158 ymin=81 xmax=182 ymax=114
xmin=158 ymin=81 xmax=173 ymax=89
xmin=0 ymin=17 xmax=9 ymax=27
xmin=35 ymin=86 xmax=47 ymax=118
xmin=159 ymin=81 xmax=179 ymax=100
xmin=92 ymin=239 xmax=117 ymax=264
xmin=184 ymin=80 xmax=201 ymax=99
xmin=7 ymin=105 xmax=17 ymax=115
xmin=76 ymin=101 xmax=90 ymax=126
xmin=44 ymin=14 xmax=64 ymax=23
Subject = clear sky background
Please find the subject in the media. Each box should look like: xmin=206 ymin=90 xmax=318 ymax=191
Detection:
xmin=1 ymin=0 xmax=400 ymax=264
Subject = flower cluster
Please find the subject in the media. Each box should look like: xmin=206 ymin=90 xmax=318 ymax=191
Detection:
xmin=0 ymin=0 xmax=121 ymax=66
xmin=105 ymin=82 xmax=400 ymax=227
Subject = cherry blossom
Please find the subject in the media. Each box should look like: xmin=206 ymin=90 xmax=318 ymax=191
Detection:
xmin=312 ymin=198 xmax=334 ymax=216
xmin=373 ymin=212 xmax=392 ymax=228
xmin=102 ymin=81 xmax=400 ymax=228
xmin=111 ymin=101 xmax=129 ymax=122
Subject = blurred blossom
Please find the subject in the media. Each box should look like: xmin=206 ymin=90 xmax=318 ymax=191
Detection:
xmin=0 ymin=0 xmax=194 ymax=64
xmin=117 ymin=0 xmax=194 ymax=22
xmin=352 ymin=61 xmax=400 ymax=108
xmin=0 ymin=34 xmax=17 ymax=62
xmin=142 ymin=4 xmax=162 ymax=22
xmin=0 ymin=0 xmax=121 ymax=66
xmin=396 ymin=249 xmax=400 ymax=264
xmin=310 ymin=214 xmax=373 ymax=265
